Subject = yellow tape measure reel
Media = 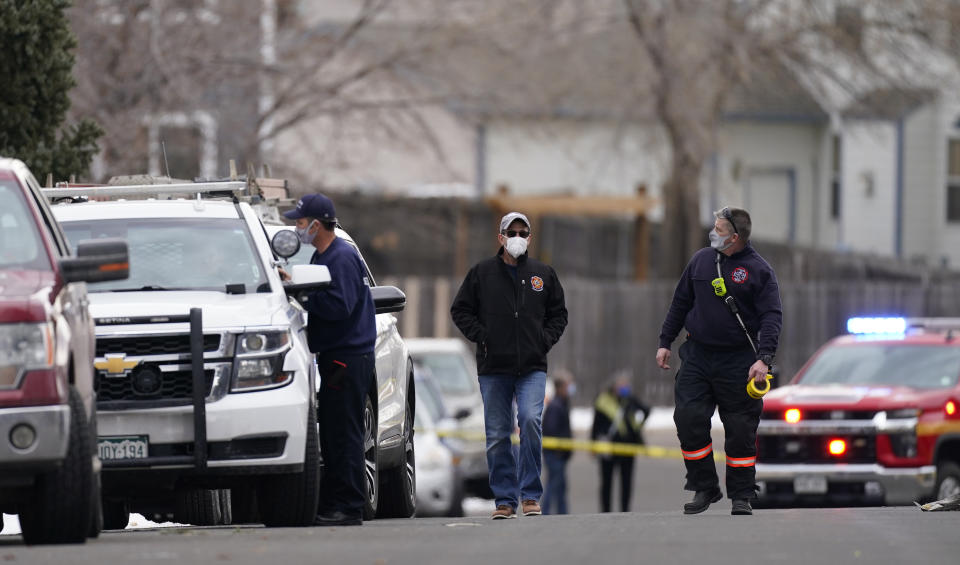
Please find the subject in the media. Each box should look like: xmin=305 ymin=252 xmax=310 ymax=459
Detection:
xmin=746 ymin=374 xmax=773 ymax=399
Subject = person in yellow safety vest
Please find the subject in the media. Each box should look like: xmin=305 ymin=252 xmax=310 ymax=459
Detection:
xmin=590 ymin=374 xmax=649 ymax=513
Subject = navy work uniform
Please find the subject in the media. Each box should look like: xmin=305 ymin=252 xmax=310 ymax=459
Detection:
xmin=659 ymin=243 xmax=782 ymax=501
xmin=304 ymin=236 xmax=376 ymax=519
xmin=284 ymin=193 xmax=376 ymax=524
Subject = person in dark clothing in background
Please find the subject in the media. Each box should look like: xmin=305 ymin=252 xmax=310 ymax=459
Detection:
xmin=591 ymin=373 xmax=649 ymax=513
xmin=284 ymin=193 xmax=377 ymax=527
xmin=656 ymin=206 xmax=782 ymax=517
xmin=451 ymin=211 xmax=568 ymax=520
xmin=541 ymin=371 xmax=575 ymax=515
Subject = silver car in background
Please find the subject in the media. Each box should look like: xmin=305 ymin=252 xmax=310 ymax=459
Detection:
xmin=412 ymin=375 xmax=461 ymax=516
xmin=406 ymin=338 xmax=488 ymax=498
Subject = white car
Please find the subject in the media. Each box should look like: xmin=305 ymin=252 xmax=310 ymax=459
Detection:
xmin=48 ymin=185 xmax=413 ymax=526
xmin=264 ymin=223 xmax=416 ymax=519
xmin=413 ymin=380 xmax=460 ymax=517
xmin=406 ymin=338 xmax=488 ymax=497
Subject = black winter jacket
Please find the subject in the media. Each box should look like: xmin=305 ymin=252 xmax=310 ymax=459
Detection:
xmin=451 ymin=249 xmax=568 ymax=376
xmin=659 ymin=243 xmax=782 ymax=358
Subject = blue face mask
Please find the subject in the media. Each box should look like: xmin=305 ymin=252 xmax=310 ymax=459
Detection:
xmin=296 ymin=220 xmax=317 ymax=244
xmin=567 ymin=383 xmax=576 ymax=397
xmin=617 ymin=385 xmax=631 ymax=398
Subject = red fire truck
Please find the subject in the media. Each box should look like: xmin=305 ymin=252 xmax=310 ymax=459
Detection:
xmin=756 ymin=317 xmax=960 ymax=507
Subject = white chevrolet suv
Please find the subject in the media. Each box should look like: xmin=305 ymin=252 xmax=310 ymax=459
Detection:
xmin=47 ymin=182 xmax=368 ymax=528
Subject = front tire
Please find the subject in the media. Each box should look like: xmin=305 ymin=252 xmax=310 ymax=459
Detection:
xmin=935 ymin=461 xmax=960 ymax=501
xmin=19 ymin=387 xmax=94 ymax=545
xmin=362 ymin=394 xmax=379 ymax=520
xmin=377 ymin=392 xmax=416 ymax=518
xmin=257 ymin=406 xmax=320 ymax=526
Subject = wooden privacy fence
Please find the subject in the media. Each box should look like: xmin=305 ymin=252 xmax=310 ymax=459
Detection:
xmin=380 ymin=276 xmax=960 ymax=406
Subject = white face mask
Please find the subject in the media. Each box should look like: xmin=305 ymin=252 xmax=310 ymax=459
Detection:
xmin=709 ymin=228 xmax=734 ymax=252
xmin=296 ymin=220 xmax=318 ymax=244
xmin=504 ymin=236 xmax=528 ymax=258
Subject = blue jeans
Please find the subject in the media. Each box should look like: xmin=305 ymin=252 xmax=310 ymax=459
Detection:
xmin=542 ymin=451 xmax=568 ymax=514
xmin=479 ymin=371 xmax=546 ymax=509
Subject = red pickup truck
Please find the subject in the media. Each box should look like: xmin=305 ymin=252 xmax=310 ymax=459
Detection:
xmin=0 ymin=158 xmax=128 ymax=544
xmin=756 ymin=317 xmax=960 ymax=507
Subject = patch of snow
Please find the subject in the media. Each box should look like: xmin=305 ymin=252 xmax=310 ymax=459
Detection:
xmin=2 ymin=514 xmax=20 ymax=536
xmin=462 ymin=497 xmax=493 ymax=516
xmin=125 ymin=513 xmax=185 ymax=529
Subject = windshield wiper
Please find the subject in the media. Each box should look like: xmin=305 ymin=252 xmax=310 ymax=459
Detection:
xmin=109 ymin=285 xmax=175 ymax=292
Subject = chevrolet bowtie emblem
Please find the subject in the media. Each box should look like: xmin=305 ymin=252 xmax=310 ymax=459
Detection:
xmin=94 ymin=354 xmax=140 ymax=376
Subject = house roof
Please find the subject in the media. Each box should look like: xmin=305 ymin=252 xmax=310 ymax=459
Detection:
xmin=723 ymin=60 xmax=829 ymax=123
xmin=842 ymin=87 xmax=936 ymax=120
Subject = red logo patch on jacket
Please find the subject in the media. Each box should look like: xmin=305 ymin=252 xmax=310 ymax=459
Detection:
xmin=731 ymin=267 xmax=748 ymax=284
xmin=530 ymin=276 xmax=544 ymax=291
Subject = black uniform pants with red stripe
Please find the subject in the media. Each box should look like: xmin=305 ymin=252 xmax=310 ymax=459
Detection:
xmin=673 ymin=339 xmax=762 ymax=500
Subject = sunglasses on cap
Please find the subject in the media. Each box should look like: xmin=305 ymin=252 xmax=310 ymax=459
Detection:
xmin=719 ymin=207 xmax=739 ymax=235
xmin=501 ymin=229 xmax=530 ymax=238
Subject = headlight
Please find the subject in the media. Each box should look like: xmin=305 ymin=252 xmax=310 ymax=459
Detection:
xmin=418 ymin=442 xmax=453 ymax=471
xmin=0 ymin=323 xmax=54 ymax=387
xmin=231 ymin=354 xmax=293 ymax=392
xmin=236 ymin=331 xmax=290 ymax=356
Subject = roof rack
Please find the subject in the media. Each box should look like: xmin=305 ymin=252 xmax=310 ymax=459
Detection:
xmin=42 ymin=181 xmax=248 ymax=200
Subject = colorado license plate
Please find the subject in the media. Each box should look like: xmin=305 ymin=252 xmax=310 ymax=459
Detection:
xmin=794 ymin=475 xmax=828 ymax=494
xmin=98 ymin=435 xmax=148 ymax=460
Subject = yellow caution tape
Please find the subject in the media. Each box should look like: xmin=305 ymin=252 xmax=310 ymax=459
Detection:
xmin=421 ymin=428 xmax=726 ymax=461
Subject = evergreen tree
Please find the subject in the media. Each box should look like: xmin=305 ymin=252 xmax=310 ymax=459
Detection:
xmin=0 ymin=0 xmax=102 ymax=181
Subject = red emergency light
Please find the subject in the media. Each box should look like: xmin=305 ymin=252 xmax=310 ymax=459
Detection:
xmin=828 ymin=439 xmax=847 ymax=456
xmin=784 ymin=408 xmax=802 ymax=424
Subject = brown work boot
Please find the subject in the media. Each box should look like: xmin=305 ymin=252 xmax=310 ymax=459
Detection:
xmin=491 ymin=505 xmax=516 ymax=520
xmin=521 ymin=499 xmax=542 ymax=516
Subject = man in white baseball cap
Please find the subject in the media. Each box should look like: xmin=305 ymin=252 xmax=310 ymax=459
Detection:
xmin=451 ymin=212 xmax=568 ymax=519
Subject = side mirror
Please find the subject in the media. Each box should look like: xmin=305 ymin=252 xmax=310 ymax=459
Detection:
xmin=60 ymin=238 xmax=129 ymax=283
xmin=271 ymin=229 xmax=300 ymax=259
xmin=284 ymin=264 xmax=331 ymax=304
xmin=371 ymin=285 xmax=405 ymax=314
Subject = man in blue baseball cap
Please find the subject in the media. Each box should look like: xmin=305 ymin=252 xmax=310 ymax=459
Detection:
xmin=284 ymin=193 xmax=376 ymax=526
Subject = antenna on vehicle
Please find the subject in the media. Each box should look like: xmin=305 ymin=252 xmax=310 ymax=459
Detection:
xmin=161 ymin=139 xmax=171 ymax=178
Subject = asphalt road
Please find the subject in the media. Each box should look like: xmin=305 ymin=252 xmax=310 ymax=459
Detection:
xmin=2 ymin=506 xmax=958 ymax=565
xmin=4 ymin=425 xmax=959 ymax=563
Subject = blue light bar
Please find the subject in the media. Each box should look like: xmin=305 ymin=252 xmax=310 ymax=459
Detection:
xmin=846 ymin=317 xmax=906 ymax=335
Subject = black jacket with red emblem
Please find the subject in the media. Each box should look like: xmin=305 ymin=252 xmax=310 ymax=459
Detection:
xmin=658 ymin=243 xmax=782 ymax=359
xmin=451 ymin=248 xmax=568 ymax=376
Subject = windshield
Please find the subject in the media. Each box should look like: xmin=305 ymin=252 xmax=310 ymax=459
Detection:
xmin=415 ymin=371 xmax=448 ymax=421
xmin=61 ymin=218 xmax=268 ymax=292
xmin=799 ymin=343 xmax=960 ymax=390
xmin=0 ymin=180 xmax=51 ymax=271
xmin=413 ymin=352 xmax=476 ymax=395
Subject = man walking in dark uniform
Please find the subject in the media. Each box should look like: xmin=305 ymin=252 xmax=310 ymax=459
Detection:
xmin=284 ymin=193 xmax=376 ymax=526
xmin=451 ymin=212 xmax=568 ymax=520
xmin=656 ymin=206 xmax=782 ymax=516
xmin=541 ymin=371 xmax=574 ymax=515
